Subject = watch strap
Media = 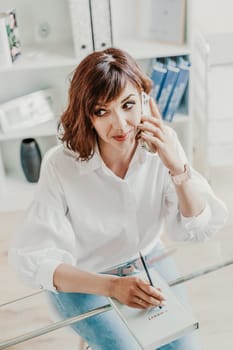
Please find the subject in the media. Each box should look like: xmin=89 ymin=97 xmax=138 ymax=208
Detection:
xmin=169 ymin=164 xmax=191 ymax=186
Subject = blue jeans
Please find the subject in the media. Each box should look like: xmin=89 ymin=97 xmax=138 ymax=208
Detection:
xmin=48 ymin=243 xmax=202 ymax=350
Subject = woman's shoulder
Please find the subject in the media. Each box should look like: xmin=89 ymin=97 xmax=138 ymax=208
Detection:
xmin=42 ymin=144 xmax=64 ymax=166
xmin=41 ymin=144 xmax=81 ymax=172
xmin=42 ymin=144 xmax=89 ymax=173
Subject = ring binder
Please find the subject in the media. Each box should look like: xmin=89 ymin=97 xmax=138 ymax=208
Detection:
xmin=90 ymin=0 xmax=113 ymax=51
xmin=68 ymin=0 xmax=94 ymax=60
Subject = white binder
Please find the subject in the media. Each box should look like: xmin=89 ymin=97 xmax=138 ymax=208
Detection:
xmin=90 ymin=0 xmax=113 ymax=51
xmin=68 ymin=0 xmax=94 ymax=61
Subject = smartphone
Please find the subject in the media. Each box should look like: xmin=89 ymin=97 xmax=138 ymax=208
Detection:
xmin=141 ymin=92 xmax=151 ymax=116
xmin=140 ymin=92 xmax=152 ymax=152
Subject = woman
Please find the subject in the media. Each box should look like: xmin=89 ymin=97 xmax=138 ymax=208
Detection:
xmin=9 ymin=48 xmax=227 ymax=350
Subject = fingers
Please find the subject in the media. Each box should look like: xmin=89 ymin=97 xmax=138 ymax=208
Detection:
xmin=131 ymin=296 xmax=163 ymax=310
xmin=140 ymin=131 xmax=163 ymax=150
xmin=149 ymin=97 xmax=162 ymax=120
xmin=138 ymin=122 xmax=164 ymax=142
xmin=140 ymin=114 xmax=163 ymax=127
xmin=132 ymin=278 xmax=166 ymax=309
xmin=114 ymin=276 xmax=166 ymax=310
xmin=137 ymin=279 xmax=165 ymax=302
xmin=133 ymin=290 xmax=164 ymax=309
xmin=132 ymin=297 xmax=155 ymax=309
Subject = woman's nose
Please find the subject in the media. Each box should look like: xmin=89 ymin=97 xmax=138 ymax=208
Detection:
xmin=112 ymin=111 xmax=127 ymax=129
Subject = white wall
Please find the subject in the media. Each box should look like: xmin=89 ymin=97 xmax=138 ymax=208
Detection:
xmin=192 ymin=0 xmax=233 ymax=172
xmin=193 ymin=0 xmax=233 ymax=34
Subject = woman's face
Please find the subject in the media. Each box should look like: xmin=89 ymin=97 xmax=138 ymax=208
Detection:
xmin=91 ymin=81 xmax=142 ymax=154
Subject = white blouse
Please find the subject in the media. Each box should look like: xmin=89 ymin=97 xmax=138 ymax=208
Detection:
xmin=8 ymin=129 xmax=228 ymax=292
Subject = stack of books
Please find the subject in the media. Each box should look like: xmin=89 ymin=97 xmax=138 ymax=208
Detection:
xmin=150 ymin=56 xmax=190 ymax=122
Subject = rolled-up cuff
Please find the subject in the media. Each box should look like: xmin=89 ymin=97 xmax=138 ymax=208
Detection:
xmin=35 ymin=259 xmax=63 ymax=293
xmin=181 ymin=203 xmax=211 ymax=231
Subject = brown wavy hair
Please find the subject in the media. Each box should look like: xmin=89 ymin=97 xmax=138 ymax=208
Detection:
xmin=59 ymin=47 xmax=152 ymax=160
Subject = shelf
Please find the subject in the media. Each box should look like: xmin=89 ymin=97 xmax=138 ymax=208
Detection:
xmin=163 ymin=113 xmax=189 ymax=126
xmin=0 ymin=42 xmax=191 ymax=73
xmin=168 ymin=113 xmax=189 ymax=124
xmin=0 ymin=41 xmax=191 ymax=73
xmin=0 ymin=119 xmax=58 ymax=141
xmin=0 ymin=174 xmax=36 ymax=212
xmin=114 ymin=39 xmax=191 ymax=60
xmin=0 ymin=45 xmax=78 ymax=72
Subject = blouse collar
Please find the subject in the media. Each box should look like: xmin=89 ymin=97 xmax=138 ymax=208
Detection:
xmin=63 ymin=143 xmax=148 ymax=175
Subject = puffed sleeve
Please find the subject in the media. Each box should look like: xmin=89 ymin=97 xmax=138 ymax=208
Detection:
xmin=8 ymin=150 xmax=76 ymax=292
xmin=163 ymin=128 xmax=228 ymax=242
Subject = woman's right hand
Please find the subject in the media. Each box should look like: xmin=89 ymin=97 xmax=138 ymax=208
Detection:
xmin=109 ymin=275 xmax=166 ymax=309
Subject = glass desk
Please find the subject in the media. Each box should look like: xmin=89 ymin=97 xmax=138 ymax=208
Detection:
xmin=0 ymin=238 xmax=233 ymax=350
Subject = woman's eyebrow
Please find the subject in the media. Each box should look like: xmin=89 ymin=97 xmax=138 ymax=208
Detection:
xmin=95 ymin=101 xmax=106 ymax=107
xmin=121 ymin=94 xmax=136 ymax=103
xmin=95 ymin=93 xmax=136 ymax=107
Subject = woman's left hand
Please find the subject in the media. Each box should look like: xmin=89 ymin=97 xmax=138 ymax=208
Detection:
xmin=138 ymin=97 xmax=184 ymax=175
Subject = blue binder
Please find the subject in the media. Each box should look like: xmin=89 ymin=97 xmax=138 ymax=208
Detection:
xmin=163 ymin=57 xmax=190 ymax=122
xmin=150 ymin=60 xmax=167 ymax=102
xmin=157 ymin=59 xmax=179 ymax=118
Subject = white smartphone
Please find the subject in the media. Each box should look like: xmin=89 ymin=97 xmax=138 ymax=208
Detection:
xmin=140 ymin=92 xmax=152 ymax=152
xmin=141 ymin=91 xmax=151 ymax=116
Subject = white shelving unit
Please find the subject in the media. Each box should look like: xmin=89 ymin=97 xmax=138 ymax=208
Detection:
xmin=193 ymin=31 xmax=233 ymax=177
xmin=114 ymin=39 xmax=191 ymax=60
xmin=0 ymin=45 xmax=78 ymax=72
xmin=0 ymin=119 xmax=58 ymax=141
xmin=0 ymin=0 xmax=193 ymax=212
xmin=0 ymin=0 xmax=78 ymax=212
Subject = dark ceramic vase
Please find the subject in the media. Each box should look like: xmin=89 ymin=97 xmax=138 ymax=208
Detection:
xmin=20 ymin=138 xmax=42 ymax=183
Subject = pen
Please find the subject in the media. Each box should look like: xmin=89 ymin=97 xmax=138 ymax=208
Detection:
xmin=139 ymin=251 xmax=163 ymax=309
xmin=139 ymin=251 xmax=154 ymax=287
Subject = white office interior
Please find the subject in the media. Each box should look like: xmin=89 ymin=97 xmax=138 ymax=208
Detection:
xmin=0 ymin=0 xmax=233 ymax=349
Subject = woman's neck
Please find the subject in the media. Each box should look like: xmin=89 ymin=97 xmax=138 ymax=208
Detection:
xmin=98 ymin=142 xmax=138 ymax=179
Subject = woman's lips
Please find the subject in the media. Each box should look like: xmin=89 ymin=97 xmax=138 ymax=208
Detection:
xmin=113 ymin=130 xmax=132 ymax=142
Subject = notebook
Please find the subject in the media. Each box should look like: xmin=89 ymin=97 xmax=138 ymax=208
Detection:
xmin=108 ymin=269 xmax=198 ymax=349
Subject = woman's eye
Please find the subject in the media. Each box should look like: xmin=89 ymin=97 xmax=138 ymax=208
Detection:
xmin=123 ymin=101 xmax=136 ymax=110
xmin=94 ymin=108 xmax=106 ymax=117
